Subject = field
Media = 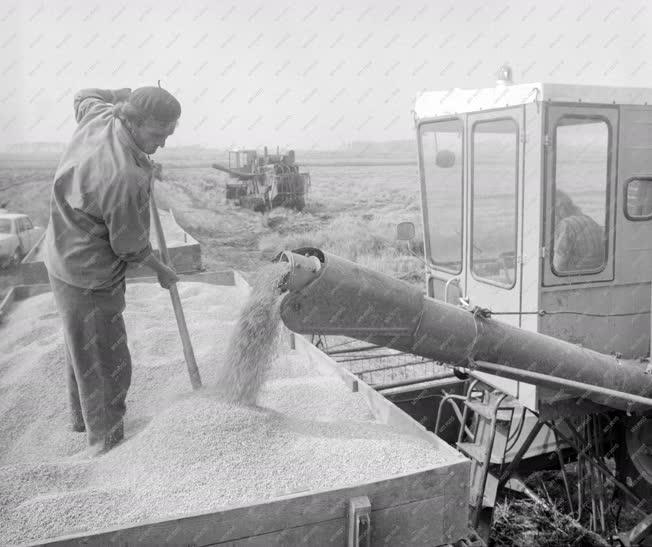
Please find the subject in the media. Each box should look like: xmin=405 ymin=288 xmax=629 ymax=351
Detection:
xmin=0 ymin=154 xmax=432 ymax=385
xmin=0 ymin=155 xmax=425 ymax=279
xmin=163 ymin=161 xmax=426 ymax=280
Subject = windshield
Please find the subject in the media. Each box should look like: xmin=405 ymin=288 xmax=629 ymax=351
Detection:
xmin=0 ymin=219 xmax=11 ymax=234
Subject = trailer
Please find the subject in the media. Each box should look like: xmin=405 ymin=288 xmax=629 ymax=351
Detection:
xmin=0 ymin=216 xmax=471 ymax=546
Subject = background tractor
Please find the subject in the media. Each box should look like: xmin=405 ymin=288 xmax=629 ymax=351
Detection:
xmin=212 ymin=147 xmax=310 ymax=213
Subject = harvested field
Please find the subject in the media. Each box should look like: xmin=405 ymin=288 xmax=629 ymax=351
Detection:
xmin=0 ymin=280 xmax=449 ymax=545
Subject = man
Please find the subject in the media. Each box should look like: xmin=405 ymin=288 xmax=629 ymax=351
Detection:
xmin=553 ymin=190 xmax=605 ymax=273
xmin=44 ymin=86 xmax=181 ymax=455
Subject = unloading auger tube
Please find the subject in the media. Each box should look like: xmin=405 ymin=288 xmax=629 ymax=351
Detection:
xmin=277 ymin=248 xmax=652 ymax=413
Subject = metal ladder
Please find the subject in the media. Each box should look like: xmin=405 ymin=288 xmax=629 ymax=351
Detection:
xmin=436 ymin=379 xmax=515 ymax=532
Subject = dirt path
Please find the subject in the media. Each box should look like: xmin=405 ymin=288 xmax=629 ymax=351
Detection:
xmin=156 ymin=171 xmax=273 ymax=279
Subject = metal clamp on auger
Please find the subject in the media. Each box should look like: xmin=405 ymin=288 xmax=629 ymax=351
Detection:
xmin=454 ymin=358 xmax=478 ymax=381
xmin=469 ymin=305 xmax=492 ymax=319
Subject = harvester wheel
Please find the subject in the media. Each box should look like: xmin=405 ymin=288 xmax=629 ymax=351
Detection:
xmin=617 ymin=415 xmax=652 ymax=511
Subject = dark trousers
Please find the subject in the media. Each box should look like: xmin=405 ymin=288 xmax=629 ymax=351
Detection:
xmin=49 ymin=275 xmax=132 ymax=450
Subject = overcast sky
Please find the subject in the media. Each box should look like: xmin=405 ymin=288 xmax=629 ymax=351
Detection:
xmin=1 ymin=0 xmax=650 ymax=150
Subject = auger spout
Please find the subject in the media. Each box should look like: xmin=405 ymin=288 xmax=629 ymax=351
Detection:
xmin=278 ymin=248 xmax=652 ymax=413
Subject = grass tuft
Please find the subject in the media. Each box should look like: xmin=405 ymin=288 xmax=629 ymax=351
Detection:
xmin=492 ymin=498 xmax=611 ymax=547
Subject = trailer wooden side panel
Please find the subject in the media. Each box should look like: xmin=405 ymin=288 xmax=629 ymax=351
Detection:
xmin=15 ymin=207 xmax=203 ymax=285
xmin=40 ymin=463 xmax=468 ymax=547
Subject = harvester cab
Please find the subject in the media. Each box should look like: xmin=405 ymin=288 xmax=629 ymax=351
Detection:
xmin=411 ymin=81 xmax=652 ymax=527
xmin=413 ymin=82 xmax=652 ymax=410
xmin=228 ymin=149 xmax=257 ymax=173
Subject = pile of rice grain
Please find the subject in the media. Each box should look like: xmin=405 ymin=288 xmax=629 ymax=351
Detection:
xmin=0 ymin=278 xmax=448 ymax=545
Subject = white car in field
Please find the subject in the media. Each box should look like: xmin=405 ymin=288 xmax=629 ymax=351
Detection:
xmin=0 ymin=213 xmax=44 ymax=266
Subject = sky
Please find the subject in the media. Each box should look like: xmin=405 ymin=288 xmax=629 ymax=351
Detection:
xmin=0 ymin=0 xmax=650 ymax=150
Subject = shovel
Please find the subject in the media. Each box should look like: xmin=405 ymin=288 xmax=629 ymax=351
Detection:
xmin=149 ymin=175 xmax=202 ymax=390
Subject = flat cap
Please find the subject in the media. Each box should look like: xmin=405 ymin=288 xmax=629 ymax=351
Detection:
xmin=128 ymin=86 xmax=181 ymax=123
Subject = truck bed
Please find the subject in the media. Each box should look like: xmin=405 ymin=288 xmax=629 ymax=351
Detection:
xmin=0 ymin=272 xmax=469 ymax=547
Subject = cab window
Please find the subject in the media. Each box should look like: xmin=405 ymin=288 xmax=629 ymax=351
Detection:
xmin=471 ymin=118 xmax=518 ymax=287
xmin=551 ymin=118 xmax=609 ymax=275
xmin=419 ymin=119 xmax=464 ymax=273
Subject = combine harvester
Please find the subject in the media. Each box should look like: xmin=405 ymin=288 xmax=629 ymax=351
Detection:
xmin=212 ymin=147 xmax=310 ymax=213
xmin=276 ymin=76 xmax=652 ymax=545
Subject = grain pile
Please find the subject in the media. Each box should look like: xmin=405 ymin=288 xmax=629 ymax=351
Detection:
xmin=0 ymin=279 xmax=449 ymax=545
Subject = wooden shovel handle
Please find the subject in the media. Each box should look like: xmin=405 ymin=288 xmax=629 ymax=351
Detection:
xmin=150 ymin=181 xmax=202 ymax=390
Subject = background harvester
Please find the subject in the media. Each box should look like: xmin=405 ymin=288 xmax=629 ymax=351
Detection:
xmin=212 ymin=146 xmax=310 ymax=213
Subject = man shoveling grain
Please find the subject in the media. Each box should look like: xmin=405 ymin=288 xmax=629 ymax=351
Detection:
xmin=44 ymin=85 xmax=181 ymax=456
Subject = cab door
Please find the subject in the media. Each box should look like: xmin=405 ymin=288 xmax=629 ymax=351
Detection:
xmin=464 ymin=108 xmax=525 ymax=398
xmin=416 ymin=118 xmax=465 ymax=304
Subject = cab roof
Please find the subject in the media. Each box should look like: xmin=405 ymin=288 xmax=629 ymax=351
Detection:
xmin=414 ymin=82 xmax=652 ymax=121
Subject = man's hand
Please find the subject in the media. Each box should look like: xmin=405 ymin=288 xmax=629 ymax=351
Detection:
xmin=157 ymin=263 xmax=179 ymax=289
xmin=141 ymin=253 xmax=179 ymax=289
